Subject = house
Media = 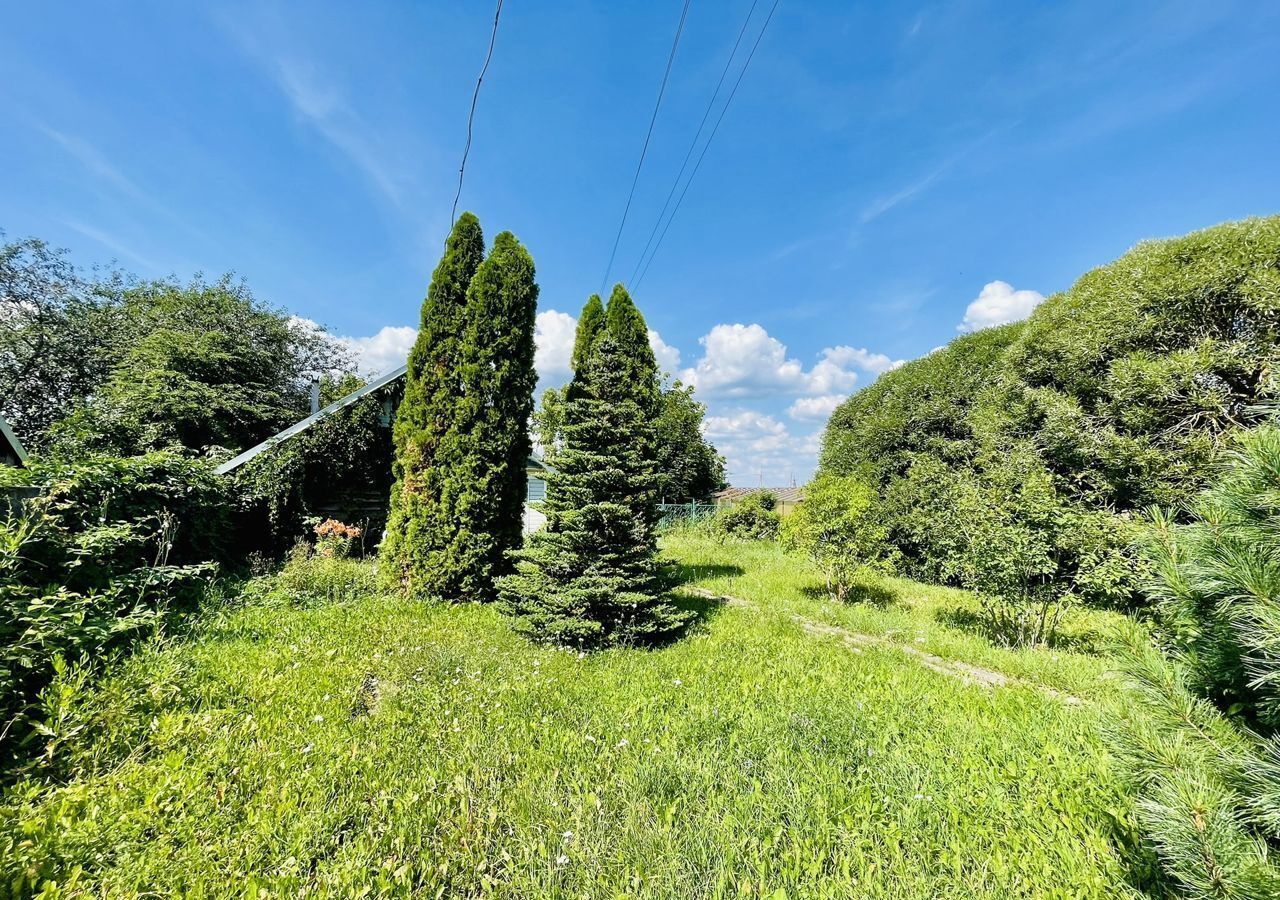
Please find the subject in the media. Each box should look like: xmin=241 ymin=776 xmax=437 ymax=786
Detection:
xmin=216 ymin=365 xmax=551 ymax=533
xmin=713 ymin=486 xmax=805 ymax=517
xmin=0 ymin=415 xmax=29 ymax=468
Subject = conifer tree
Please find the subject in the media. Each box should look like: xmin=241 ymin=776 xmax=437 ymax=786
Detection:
xmin=449 ymin=231 xmax=539 ymax=597
xmin=382 ymin=213 xmax=485 ymax=597
xmin=498 ymin=333 xmax=689 ymax=647
xmin=603 ymin=283 xmax=660 ymax=414
xmin=570 ymin=293 xmax=605 ymax=373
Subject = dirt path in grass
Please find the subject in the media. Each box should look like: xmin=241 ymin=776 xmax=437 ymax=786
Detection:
xmin=687 ymin=587 xmax=1083 ymax=705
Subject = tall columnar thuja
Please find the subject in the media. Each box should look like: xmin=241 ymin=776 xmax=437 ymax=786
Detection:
xmin=383 ymin=214 xmax=538 ymax=601
xmin=453 ymin=230 xmax=539 ymax=595
xmin=603 ymin=283 xmax=660 ymax=415
xmin=383 ymin=213 xmax=485 ymax=597
xmin=570 ymin=293 xmax=605 ymax=373
xmin=499 ymin=290 xmax=687 ymax=647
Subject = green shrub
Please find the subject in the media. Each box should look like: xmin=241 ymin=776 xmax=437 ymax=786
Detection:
xmin=1 ymin=453 xmax=224 ymax=776
xmin=1109 ymin=425 xmax=1280 ymax=897
xmin=713 ymin=491 xmax=781 ymax=540
xmin=780 ymin=474 xmax=889 ymax=601
xmin=276 ymin=549 xmax=378 ymax=606
xmin=820 ymin=216 xmax=1280 ymax=609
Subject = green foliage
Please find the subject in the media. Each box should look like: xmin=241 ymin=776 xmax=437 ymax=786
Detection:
xmin=570 ymin=292 xmax=605 ymax=373
xmin=537 ymin=376 xmax=724 ymax=500
xmin=1 ymin=453 xmax=223 ymax=775
xmin=232 ymin=374 xmax=396 ymax=555
xmin=0 ymin=236 xmax=110 ymax=447
xmin=381 ymin=212 xmax=486 ymax=598
xmin=1108 ymin=426 xmax=1280 ymax=897
xmin=711 ymin=490 xmax=781 ymax=540
xmin=38 ymin=272 xmax=349 ymax=457
xmin=1142 ymin=425 xmax=1280 ymax=729
xmin=820 ymin=216 xmax=1280 ymax=608
xmin=383 ymin=217 xmax=538 ymax=602
xmin=533 ymin=386 xmax=566 ymax=462
xmin=781 ymin=474 xmax=889 ymax=601
xmin=0 ymin=532 xmax=1135 ymax=896
xmin=654 ymin=380 xmax=726 ymax=501
xmin=603 ymin=284 xmax=660 ymax=414
xmin=275 ymin=541 xmax=380 ymax=606
xmin=500 ymin=334 xmax=688 ymax=647
xmin=451 ymin=230 xmax=539 ymax=596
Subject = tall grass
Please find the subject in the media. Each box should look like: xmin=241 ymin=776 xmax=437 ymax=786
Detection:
xmin=1 ymin=543 xmax=1139 ymax=897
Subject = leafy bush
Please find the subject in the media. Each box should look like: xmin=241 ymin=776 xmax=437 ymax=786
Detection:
xmin=780 ymin=474 xmax=889 ymax=601
xmin=712 ymin=491 xmax=780 ymax=540
xmin=820 ymin=217 xmax=1280 ymax=608
xmin=276 ymin=547 xmax=378 ymax=606
xmin=1 ymin=453 xmax=224 ymax=775
xmin=1109 ymin=426 xmax=1280 ymax=896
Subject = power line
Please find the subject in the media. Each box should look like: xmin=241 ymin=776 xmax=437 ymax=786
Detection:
xmin=599 ymin=0 xmax=693 ymax=293
xmin=629 ymin=0 xmax=760 ymax=285
xmin=635 ymin=0 xmax=780 ymax=288
xmin=452 ymin=0 xmax=505 ymax=227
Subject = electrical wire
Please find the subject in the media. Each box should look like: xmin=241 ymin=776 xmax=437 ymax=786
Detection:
xmin=628 ymin=0 xmax=760 ymax=285
xmin=599 ymin=0 xmax=693 ymax=293
xmin=634 ymin=0 xmax=780 ymax=288
xmin=452 ymin=0 xmax=505 ymax=226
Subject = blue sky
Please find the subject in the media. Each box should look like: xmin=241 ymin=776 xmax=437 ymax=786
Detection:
xmin=3 ymin=1 xmax=1278 ymax=484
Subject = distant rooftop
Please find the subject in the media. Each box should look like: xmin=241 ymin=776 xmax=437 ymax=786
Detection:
xmin=714 ymin=486 xmax=805 ymax=503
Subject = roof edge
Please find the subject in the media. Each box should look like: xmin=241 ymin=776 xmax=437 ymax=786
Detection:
xmin=0 ymin=415 xmax=29 ymax=467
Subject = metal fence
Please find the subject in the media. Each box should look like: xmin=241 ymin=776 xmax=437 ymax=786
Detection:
xmin=657 ymin=500 xmax=717 ymax=527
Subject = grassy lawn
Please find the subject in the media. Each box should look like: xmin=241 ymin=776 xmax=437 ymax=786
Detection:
xmin=2 ymin=536 xmax=1140 ymax=898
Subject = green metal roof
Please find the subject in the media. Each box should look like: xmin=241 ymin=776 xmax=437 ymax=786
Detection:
xmin=215 ymin=365 xmax=549 ymax=476
xmin=0 ymin=415 xmax=29 ymax=467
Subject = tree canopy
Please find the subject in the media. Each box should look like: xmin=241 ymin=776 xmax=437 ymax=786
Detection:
xmin=819 ymin=215 xmax=1280 ymax=608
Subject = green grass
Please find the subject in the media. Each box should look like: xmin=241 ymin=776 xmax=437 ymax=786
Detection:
xmin=2 ymin=535 xmax=1141 ymax=898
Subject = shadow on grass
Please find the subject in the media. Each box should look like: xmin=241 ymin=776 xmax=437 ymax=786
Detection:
xmin=799 ymin=580 xmax=899 ymax=607
xmin=934 ymin=606 xmax=1107 ymax=654
xmin=666 ymin=562 xmax=746 ymax=588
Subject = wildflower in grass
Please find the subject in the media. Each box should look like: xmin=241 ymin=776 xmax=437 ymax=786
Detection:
xmin=556 ymin=854 xmax=569 ymax=866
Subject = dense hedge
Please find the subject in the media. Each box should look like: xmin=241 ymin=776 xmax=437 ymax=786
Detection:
xmin=820 ymin=216 xmax=1280 ymax=608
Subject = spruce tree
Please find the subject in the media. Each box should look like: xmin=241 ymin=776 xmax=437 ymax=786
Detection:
xmin=498 ymin=333 xmax=689 ymax=647
xmin=603 ymin=283 xmax=660 ymax=414
xmin=450 ymin=231 xmax=539 ymax=597
xmin=382 ymin=213 xmax=485 ymax=597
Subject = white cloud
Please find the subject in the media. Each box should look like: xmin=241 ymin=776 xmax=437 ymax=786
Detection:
xmin=679 ymin=323 xmax=902 ymax=400
xmin=957 ymin=280 xmax=1045 ymax=332
xmin=788 ymin=395 xmax=843 ymax=421
xmin=823 ymin=346 xmax=903 ymax=375
xmin=535 ymin=310 xmax=577 ymax=382
xmin=680 ymin=324 xmax=805 ymax=398
xmin=340 ymin=325 xmax=417 ymax=375
xmin=648 ymin=329 xmax=681 ymax=373
xmin=704 ymin=410 xmax=821 ymax=486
